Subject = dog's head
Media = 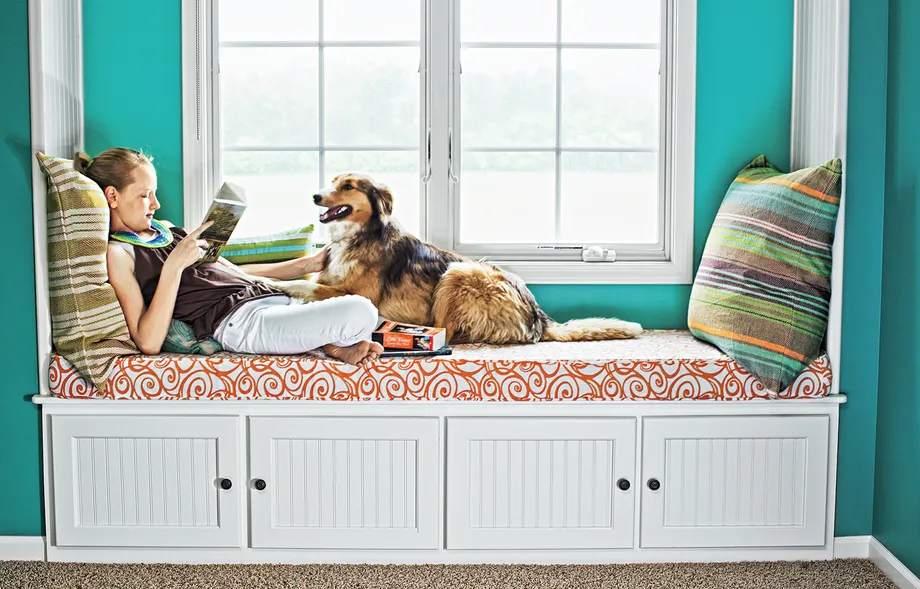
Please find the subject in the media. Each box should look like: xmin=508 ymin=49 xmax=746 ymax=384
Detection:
xmin=312 ymin=173 xmax=394 ymax=227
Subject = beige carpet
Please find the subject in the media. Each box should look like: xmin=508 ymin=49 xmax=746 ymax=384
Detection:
xmin=0 ymin=559 xmax=896 ymax=588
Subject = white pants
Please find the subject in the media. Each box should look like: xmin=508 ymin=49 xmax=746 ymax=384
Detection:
xmin=213 ymin=295 xmax=379 ymax=355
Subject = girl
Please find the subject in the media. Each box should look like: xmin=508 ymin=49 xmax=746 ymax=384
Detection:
xmin=76 ymin=147 xmax=383 ymax=366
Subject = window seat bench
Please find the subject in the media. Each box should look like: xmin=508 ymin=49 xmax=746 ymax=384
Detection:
xmin=39 ymin=329 xmax=840 ymax=561
xmin=49 ymin=329 xmax=831 ymax=401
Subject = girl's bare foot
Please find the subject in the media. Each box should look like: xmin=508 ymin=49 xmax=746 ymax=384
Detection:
xmin=323 ymin=340 xmax=384 ymax=366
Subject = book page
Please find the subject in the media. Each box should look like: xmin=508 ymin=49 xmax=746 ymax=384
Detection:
xmin=198 ymin=182 xmax=247 ymax=263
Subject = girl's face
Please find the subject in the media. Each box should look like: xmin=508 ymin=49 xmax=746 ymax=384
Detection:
xmin=108 ymin=164 xmax=161 ymax=233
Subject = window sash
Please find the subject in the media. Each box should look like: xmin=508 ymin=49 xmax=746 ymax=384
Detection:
xmin=182 ymin=0 xmax=695 ymax=283
xmin=429 ymin=0 xmax=675 ymax=263
xmin=207 ymin=1 xmax=425 ymax=241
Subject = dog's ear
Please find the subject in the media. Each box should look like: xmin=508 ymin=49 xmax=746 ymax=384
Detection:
xmin=373 ymin=183 xmax=394 ymax=216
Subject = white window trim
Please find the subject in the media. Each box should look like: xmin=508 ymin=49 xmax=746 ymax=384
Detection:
xmin=182 ymin=0 xmax=696 ymax=285
xmin=182 ymin=0 xmax=220 ymax=230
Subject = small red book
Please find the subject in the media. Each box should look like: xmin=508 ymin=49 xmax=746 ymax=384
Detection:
xmin=372 ymin=320 xmax=447 ymax=351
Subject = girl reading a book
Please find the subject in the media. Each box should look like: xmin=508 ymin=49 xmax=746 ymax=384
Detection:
xmin=75 ymin=147 xmax=383 ymax=366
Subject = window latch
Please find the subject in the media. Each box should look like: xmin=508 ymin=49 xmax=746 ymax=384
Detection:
xmin=581 ymin=246 xmax=616 ymax=262
xmin=537 ymin=245 xmax=617 ymax=262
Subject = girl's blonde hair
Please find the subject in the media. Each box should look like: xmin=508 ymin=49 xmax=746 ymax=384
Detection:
xmin=73 ymin=148 xmax=154 ymax=192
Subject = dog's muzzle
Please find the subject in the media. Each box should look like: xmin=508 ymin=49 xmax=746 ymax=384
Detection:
xmin=319 ymin=205 xmax=353 ymax=223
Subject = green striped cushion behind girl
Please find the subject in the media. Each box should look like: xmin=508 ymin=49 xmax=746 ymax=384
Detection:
xmin=220 ymin=225 xmax=314 ymax=265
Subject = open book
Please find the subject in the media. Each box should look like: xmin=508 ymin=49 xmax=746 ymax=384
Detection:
xmin=198 ymin=181 xmax=247 ymax=263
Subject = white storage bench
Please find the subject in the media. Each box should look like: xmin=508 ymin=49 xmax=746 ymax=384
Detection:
xmin=34 ymin=330 xmax=844 ymax=564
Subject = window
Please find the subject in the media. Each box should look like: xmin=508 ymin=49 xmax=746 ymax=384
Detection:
xmin=182 ymin=0 xmax=695 ymax=283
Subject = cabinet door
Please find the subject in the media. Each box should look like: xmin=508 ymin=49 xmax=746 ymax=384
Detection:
xmin=51 ymin=415 xmax=241 ymax=548
xmin=446 ymin=418 xmax=637 ymax=549
xmin=249 ymin=417 xmax=439 ymax=549
xmin=640 ymin=416 xmax=829 ymax=548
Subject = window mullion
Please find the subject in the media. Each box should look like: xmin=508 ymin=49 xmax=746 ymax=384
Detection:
xmin=209 ymin=0 xmax=221 ymax=203
xmin=425 ymin=0 xmax=452 ymax=247
xmin=318 ymin=0 xmax=326 ymax=188
xmin=418 ymin=0 xmax=430 ymax=239
xmin=554 ymin=0 xmax=563 ymax=241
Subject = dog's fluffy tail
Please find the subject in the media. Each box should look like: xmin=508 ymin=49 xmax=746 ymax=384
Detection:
xmin=541 ymin=318 xmax=643 ymax=342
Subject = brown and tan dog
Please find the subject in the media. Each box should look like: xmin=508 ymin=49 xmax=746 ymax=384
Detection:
xmin=272 ymin=173 xmax=642 ymax=345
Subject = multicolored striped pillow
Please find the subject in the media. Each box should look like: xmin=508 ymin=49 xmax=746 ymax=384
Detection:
xmin=37 ymin=152 xmax=138 ymax=393
xmin=220 ymin=225 xmax=314 ymax=265
xmin=688 ymin=155 xmax=842 ymax=393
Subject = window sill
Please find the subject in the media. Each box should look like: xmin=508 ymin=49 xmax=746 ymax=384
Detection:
xmin=489 ymin=259 xmax=694 ymax=285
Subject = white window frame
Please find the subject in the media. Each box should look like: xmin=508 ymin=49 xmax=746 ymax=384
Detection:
xmin=182 ymin=0 xmax=696 ymax=284
xmin=181 ymin=0 xmax=216 ymax=233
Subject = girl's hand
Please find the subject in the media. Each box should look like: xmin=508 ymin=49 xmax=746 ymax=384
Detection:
xmin=163 ymin=221 xmax=213 ymax=275
xmin=301 ymin=248 xmax=328 ymax=274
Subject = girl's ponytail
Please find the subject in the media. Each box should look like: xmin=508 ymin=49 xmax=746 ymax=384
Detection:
xmin=73 ymin=151 xmax=92 ymax=175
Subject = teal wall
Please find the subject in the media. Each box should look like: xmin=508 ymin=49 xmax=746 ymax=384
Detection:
xmin=835 ymin=0 xmax=889 ymax=538
xmin=82 ymin=1 xmax=185 ymax=221
xmin=873 ymin=0 xmax=920 ymax=576
xmin=0 ymin=0 xmax=888 ymax=543
xmin=0 ymin=0 xmax=43 ymax=536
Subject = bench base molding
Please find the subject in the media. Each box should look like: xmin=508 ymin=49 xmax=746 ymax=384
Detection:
xmin=9 ymin=536 xmax=893 ymax=567
xmin=44 ymin=545 xmax=838 ymax=565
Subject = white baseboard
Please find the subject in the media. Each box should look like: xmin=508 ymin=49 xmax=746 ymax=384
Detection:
xmin=834 ymin=535 xmax=872 ymax=558
xmin=0 ymin=536 xmax=45 ymax=561
xmin=869 ymin=537 xmax=920 ymax=589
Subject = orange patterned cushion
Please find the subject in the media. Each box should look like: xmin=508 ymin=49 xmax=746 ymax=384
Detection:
xmin=50 ymin=330 xmax=831 ymax=401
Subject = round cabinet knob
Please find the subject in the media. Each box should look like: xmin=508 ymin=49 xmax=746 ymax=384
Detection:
xmin=219 ymin=478 xmax=232 ymax=490
xmin=253 ymin=479 xmax=267 ymax=491
xmin=647 ymin=478 xmax=661 ymax=491
xmin=616 ymin=478 xmax=631 ymax=491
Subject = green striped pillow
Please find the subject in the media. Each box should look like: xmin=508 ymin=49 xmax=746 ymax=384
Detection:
xmin=688 ymin=155 xmax=842 ymax=393
xmin=37 ymin=152 xmax=138 ymax=393
xmin=221 ymin=225 xmax=314 ymax=264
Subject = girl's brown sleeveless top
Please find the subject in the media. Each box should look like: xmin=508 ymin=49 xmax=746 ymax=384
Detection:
xmin=129 ymin=226 xmax=283 ymax=339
